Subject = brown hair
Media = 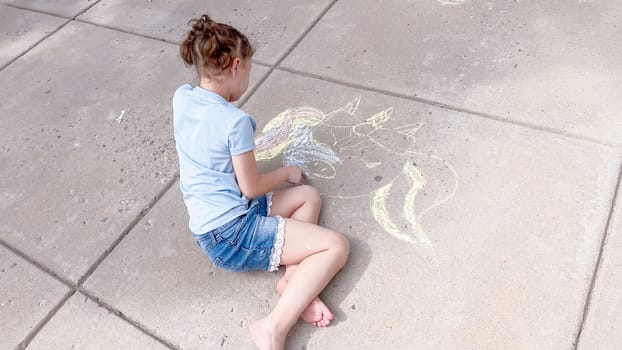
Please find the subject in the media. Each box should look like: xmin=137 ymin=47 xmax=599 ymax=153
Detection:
xmin=180 ymin=14 xmax=255 ymax=78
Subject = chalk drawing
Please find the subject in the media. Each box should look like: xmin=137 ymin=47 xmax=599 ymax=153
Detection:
xmin=256 ymin=106 xmax=342 ymax=179
xmin=255 ymin=98 xmax=458 ymax=246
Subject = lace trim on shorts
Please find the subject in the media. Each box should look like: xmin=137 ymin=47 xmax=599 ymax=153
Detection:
xmin=268 ymin=216 xmax=285 ymax=272
xmin=266 ymin=191 xmax=274 ymax=216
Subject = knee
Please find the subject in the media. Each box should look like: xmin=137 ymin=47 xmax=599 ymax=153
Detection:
xmin=332 ymin=232 xmax=350 ymax=266
xmin=300 ymin=185 xmax=321 ymax=207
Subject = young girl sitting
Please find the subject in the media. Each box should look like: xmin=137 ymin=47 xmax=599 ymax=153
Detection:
xmin=173 ymin=14 xmax=350 ymax=350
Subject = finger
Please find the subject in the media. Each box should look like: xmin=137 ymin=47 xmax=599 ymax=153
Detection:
xmin=300 ymin=171 xmax=309 ymax=184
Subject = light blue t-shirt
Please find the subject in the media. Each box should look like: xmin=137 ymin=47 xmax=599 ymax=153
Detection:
xmin=173 ymin=84 xmax=257 ymax=235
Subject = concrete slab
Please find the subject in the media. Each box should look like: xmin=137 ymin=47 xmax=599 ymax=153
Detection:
xmin=78 ymin=0 xmax=333 ymax=65
xmin=84 ymin=70 xmax=620 ymax=349
xmin=0 ymin=4 xmax=66 ymax=69
xmin=84 ymin=185 xmax=280 ymax=349
xmin=0 ymin=20 xmax=269 ymax=283
xmin=0 ymin=245 xmax=69 ymax=349
xmin=577 ymin=178 xmax=622 ymax=349
xmin=0 ymin=0 xmax=93 ymax=18
xmin=26 ymin=292 xmax=170 ymax=349
xmin=282 ymin=0 xmax=622 ymax=145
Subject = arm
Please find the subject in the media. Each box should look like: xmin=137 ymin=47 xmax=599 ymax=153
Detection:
xmin=232 ymin=150 xmax=304 ymax=199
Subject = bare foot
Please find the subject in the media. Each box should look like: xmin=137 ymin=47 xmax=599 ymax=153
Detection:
xmin=300 ymin=297 xmax=334 ymax=327
xmin=250 ymin=318 xmax=285 ymax=350
xmin=277 ymin=278 xmax=334 ymax=327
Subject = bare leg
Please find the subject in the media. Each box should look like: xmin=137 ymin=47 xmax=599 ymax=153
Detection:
xmin=250 ymin=220 xmax=349 ymax=350
xmin=269 ymin=185 xmax=321 ymax=223
xmin=250 ymin=186 xmax=350 ymax=350
xmin=269 ymin=186 xmax=334 ymax=326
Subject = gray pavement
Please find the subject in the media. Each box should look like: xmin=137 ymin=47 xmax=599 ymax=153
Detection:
xmin=1 ymin=1 xmax=621 ymax=349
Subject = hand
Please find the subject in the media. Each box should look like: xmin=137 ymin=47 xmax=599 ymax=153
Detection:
xmin=285 ymin=166 xmax=307 ymax=185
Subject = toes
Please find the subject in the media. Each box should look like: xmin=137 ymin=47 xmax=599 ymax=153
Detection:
xmin=315 ymin=317 xmax=330 ymax=327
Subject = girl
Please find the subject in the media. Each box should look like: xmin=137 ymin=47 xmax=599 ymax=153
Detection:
xmin=173 ymin=15 xmax=350 ymax=350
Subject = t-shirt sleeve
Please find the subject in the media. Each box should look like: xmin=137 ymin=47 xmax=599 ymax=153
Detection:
xmin=228 ymin=114 xmax=257 ymax=156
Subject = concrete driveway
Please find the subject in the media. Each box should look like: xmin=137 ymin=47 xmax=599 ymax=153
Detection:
xmin=1 ymin=1 xmax=621 ymax=349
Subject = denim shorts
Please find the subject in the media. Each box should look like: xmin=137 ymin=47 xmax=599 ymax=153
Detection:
xmin=193 ymin=193 xmax=285 ymax=272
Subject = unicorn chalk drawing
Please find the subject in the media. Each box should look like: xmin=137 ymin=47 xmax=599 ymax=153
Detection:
xmin=255 ymin=98 xmax=458 ymax=246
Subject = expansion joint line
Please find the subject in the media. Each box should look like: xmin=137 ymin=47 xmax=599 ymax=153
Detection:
xmin=5 ymin=175 xmax=179 ymax=350
xmin=0 ymin=0 xmax=104 ymax=73
xmin=574 ymin=161 xmax=622 ymax=350
xmin=76 ymin=174 xmax=179 ymax=286
xmin=274 ymin=66 xmax=620 ymax=149
xmin=15 ymin=290 xmax=76 ymax=350
xmin=237 ymin=0 xmax=338 ymax=108
xmin=0 ymin=19 xmax=71 ymax=73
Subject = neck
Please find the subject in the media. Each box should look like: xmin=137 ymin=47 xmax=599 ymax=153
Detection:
xmin=199 ymin=78 xmax=232 ymax=102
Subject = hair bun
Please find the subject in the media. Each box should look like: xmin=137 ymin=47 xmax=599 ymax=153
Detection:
xmin=180 ymin=14 xmax=255 ymax=75
xmin=199 ymin=14 xmax=213 ymax=26
xmin=190 ymin=14 xmax=214 ymax=36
